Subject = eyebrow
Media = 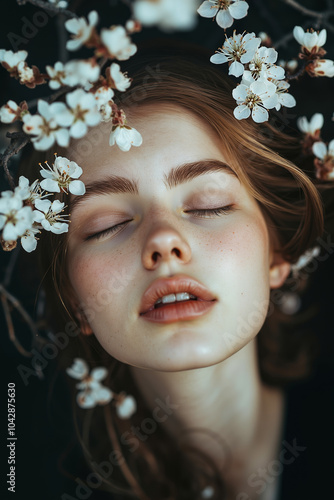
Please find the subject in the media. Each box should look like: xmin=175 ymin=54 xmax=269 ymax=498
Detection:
xmin=70 ymin=160 xmax=238 ymax=213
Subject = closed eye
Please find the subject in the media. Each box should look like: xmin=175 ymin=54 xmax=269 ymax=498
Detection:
xmin=84 ymin=219 xmax=133 ymax=241
xmin=185 ymin=205 xmax=235 ymax=218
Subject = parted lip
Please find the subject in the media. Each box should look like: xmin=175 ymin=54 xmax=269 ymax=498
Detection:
xmin=139 ymin=274 xmax=217 ymax=315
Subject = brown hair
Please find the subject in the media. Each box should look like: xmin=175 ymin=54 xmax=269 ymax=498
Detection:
xmin=27 ymin=52 xmax=332 ymax=499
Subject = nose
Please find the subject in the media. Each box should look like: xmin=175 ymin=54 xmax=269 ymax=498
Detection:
xmin=142 ymin=224 xmax=192 ymax=270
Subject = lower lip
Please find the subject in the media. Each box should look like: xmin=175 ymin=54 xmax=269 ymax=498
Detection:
xmin=140 ymin=300 xmax=216 ymax=324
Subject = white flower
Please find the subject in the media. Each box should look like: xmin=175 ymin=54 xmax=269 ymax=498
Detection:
xmin=313 ymin=139 xmax=334 ymax=162
xmin=93 ymin=87 xmax=114 ymax=109
xmin=116 ymin=395 xmax=137 ymax=419
xmin=133 ymin=0 xmax=198 ymax=31
xmin=48 ymin=0 xmax=68 ymax=7
xmin=210 ymin=31 xmax=261 ymax=77
xmin=109 ymin=63 xmax=132 ymax=91
xmin=21 ymin=226 xmax=40 ymax=253
xmin=65 ymin=10 xmax=99 ymax=51
xmin=40 ymin=155 xmax=85 ymax=195
xmin=46 ymin=61 xmax=67 ymax=89
xmin=0 ymin=49 xmax=27 ymax=72
xmin=272 ymin=80 xmax=296 ymax=111
xmin=293 ymin=26 xmax=327 ymax=51
xmin=66 ymin=358 xmax=89 ymax=379
xmin=286 ymin=60 xmax=298 ymax=72
xmin=14 ymin=176 xmax=43 ymax=205
xmin=297 ymin=113 xmax=324 ymax=135
xmin=33 ymin=199 xmax=69 ymax=234
xmin=56 ymin=88 xmax=101 ymax=139
xmin=197 ymin=0 xmax=249 ymax=29
xmin=100 ymin=26 xmax=137 ymax=61
xmin=308 ymin=59 xmax=334 ymax=77
xmin=313 ymin=139 xmax=334 ymax=180
xmin=0 ymin=191 xmax=34 ymax=242
xmin=17 ymin=61 xmax=34 ymax=84
xmin=232 ymin=80 xmax=278 ymax=123
xmin=14 ymin=176 xmax=31 ymax=201
xmin=109 ymin=125 xmax=143 ymax=151
xmin=47 ymin=59 xmax=100 ymax=89
xmin=201 ymin=486 xmax=215 ymax=499
xmin=100 ymin=101 xmax=114 ymax=121
xmin=65 ymin=59 xmax=100 ymax=86
xmin=290 ymin=246 xmax=320 ymax=276
xmin=0 ymin=100 xmax=21 ymax=123
xmin=66 ymin=358 xmax=113 ymax=409
xmin=244 ymin=46 xmax=285 ymax=81
xmin=22 ymin=100 xmax=70 ymax=151
xmin=125 ymin=19 xmax=142 ymax=34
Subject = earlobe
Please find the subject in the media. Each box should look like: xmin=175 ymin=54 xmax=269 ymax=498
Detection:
xmin=269 ymin=259 xmax=291 ymax=289
xmin=74 ymin=309 xmax=94 ymax=336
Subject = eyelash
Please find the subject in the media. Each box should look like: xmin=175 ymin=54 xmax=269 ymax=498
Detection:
xmin=86 ymin=206 xmax=234 ymax=241
xmin=85 ymin=220 xmax=132 ymax=241
xmin=185 ymin=205 xmax=234 ymax=218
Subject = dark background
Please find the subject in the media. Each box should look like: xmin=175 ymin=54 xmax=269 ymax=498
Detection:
xmin=0 ymin=1 xmax=334 ymax=499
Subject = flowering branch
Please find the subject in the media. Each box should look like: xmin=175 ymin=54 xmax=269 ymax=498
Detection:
xmin=17 ymin=0 xmax=77 ymax=19
xmin=0 ymin=284 xmax=36 ymax=356
xmin=0 ymin=131 xmax=30 ymax=189
xmin=281 ymin=0 xmax=334 ymax=32
xmin=282 ymin=0 xmax=332 ymax=20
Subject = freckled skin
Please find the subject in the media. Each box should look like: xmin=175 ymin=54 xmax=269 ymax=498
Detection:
xmin=67 ymin=105 xmax=286 ymax=372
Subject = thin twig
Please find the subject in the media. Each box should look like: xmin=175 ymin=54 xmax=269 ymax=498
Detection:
xmin=0 ymin=132 xmax=30 ymax=189
xmin=0 ymin=284 xmax=39 ymax=342
xmin=17 ymin=0 xmax=77 ymax=19
xmin=2 ymin=246 xmax=20 ymax=288
xmin=281 ymin=0 xmax=332 ymax=19
xmin=286 ymin=61 xmax=307 ymax=80
xmin=1 ymin=295 xmax=32 ymax=357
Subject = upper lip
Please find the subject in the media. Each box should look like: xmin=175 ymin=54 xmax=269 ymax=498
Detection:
xmin=139 ymin=274 xmax=217 ymax=315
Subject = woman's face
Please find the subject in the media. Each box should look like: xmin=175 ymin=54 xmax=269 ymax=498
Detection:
xmin=67 ymin=105 xmax=286 ymax=371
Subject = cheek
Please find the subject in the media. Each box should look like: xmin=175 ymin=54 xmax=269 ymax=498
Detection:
xmin=67 ymin=246 xmax=138 ymax=327
xmin=197 ymin=217 xmax=270 ymax=278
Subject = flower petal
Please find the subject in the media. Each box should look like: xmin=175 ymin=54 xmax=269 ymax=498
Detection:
xmin=210 ymin=53 xmax=228 ymax=65
xmin=69 ymin=180 xmax=86 ymax=195
xmin=309 ymin=113 xmax=324 ymax=132
xmin=228 ymin=1 xmax=249 ymax=19
xmin=233 ymin=104 xmax=250 ymax=120
xmin=91 ymin=367 xmax=108 ymax=381
xmin=21 ymin=234 xmax=37 ymax=252
xmin=229 ymin=60 xmax=244 ymax=77
xmin=252 ymin=105 xmax=269 ymax=123
xmin=312 ymin=141 xmax=327 ymax=159
xmin=216 ymin=9 xmax=233 ymax=29
xmin=116 ymin=395 xmax=137 ymax=419
xmin=77 ymin=391 xmax=96 ymax=408
xmin=197 ymin=1 xmax=217 ymax=18
xmin=40 ymin=179 xmax=61 ymax=193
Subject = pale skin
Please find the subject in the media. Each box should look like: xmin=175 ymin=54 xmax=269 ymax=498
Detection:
xmin=67 ymin=105 xmax=291 ymax=498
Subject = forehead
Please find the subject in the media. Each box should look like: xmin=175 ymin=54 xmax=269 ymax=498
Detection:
xmin=68 ymin=104 xmax=233 ymax=184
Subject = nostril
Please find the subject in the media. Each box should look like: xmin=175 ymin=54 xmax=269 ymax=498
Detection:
xmin=152 ymin=251 xmax=160 ymax=262
xmin=172 ymin=248 xmax=181 ymax=258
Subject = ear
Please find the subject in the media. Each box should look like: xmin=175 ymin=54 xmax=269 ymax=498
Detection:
xmin=269 ymin=253 xmax=291 ymax=289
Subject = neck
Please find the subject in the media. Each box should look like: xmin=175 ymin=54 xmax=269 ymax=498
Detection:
xmin=130 ymin=339 xmax=284 ymax=485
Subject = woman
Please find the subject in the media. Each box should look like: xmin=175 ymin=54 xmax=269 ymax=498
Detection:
xmin=36 ymin=53 xmax=333 ymax=500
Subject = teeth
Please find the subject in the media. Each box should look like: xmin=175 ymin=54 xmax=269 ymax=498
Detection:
xmin=155 ymin=292 xmax=196 ymax=305
xmin=162 ymin=293 xmax=176 ymax=304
